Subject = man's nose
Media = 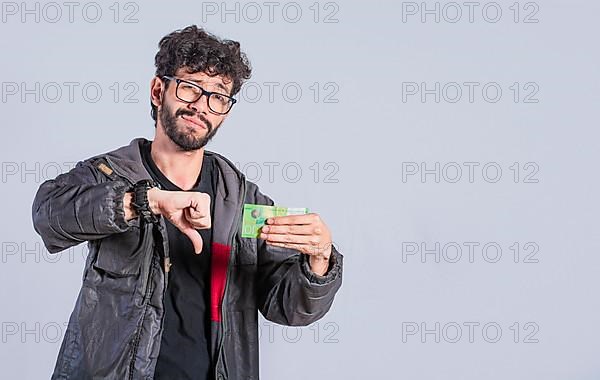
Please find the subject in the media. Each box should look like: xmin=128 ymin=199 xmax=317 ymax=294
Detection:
xmin=188 ymin=93 xmax=210 ymax=114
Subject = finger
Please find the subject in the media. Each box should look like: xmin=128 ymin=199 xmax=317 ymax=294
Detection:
xmin=190 ymin=192 xmax=211 ymax=213
xmin=170 ymin=192 xmax=210 ymax=212
xmin=182 ymin=227 xmax=204 ymax=254
xmin=266 ymin=240 xmax=305 ymax=251
xmin=189 ymin=216 xmax=211 ymax=230
xmin=184 ymin=209 xmax=211 ymax=229
xmin=261 ymin=224 xmax=320 ymax=235
xmin=266 ymin=213 xmax=320 ymax=226
xmin=187 ymin=206 xmax=205 ymax=219
xmin=184 ymin=207 xmax=205 ymax=222
xmin=267 ymin=240 xmax=332 ymax=256
xmin=265 ymin=241 xmax=325 ymax=255
xmin=260 ymin=232 xmax=320 ymax=246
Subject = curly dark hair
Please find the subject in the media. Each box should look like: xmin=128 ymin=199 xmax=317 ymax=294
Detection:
xmin=151 ymin=25 xmax=252 ymax=122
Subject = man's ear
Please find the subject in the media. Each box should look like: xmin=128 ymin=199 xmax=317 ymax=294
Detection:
xmin=150 ymin=77 xmax=163 ymax=108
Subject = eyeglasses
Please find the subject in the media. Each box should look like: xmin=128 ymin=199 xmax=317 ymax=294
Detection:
xmin=162 ymin=76 xmax=236 ymax=115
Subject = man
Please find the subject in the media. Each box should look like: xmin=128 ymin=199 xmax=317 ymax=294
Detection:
xmin=32 ymin=25 xmax=343 ymax=380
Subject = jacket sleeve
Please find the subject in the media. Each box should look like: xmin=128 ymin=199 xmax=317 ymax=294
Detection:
xmin=31 ymin=159 xmax=132 ymax=254
xmin=248 ymin=183 xmax=343 ymax=326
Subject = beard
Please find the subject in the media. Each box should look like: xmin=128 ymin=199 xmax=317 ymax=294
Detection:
xmin=159 ymin=101 xmax=221 ymax=151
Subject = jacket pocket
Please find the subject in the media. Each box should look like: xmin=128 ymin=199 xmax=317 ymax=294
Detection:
xmin=93 ymin=224 xmax=151 ymax=276
xmin=235 ymin=235 xmax=257 ymax=266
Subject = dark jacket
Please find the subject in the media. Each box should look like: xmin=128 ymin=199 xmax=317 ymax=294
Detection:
xmin=32 ymin=138 xmax=343 ymax=380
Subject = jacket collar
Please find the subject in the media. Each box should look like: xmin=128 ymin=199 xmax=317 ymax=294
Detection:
xmin=99 ymin=137 xmax=244 ymax=203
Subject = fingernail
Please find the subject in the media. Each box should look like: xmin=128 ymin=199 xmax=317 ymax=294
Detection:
xmin=262 ymin=226 xmax=269 ymax=232
xmin=260 ymin=233 xmax=266 ymax=239
xmin=266 ymin=218 xmax=273 ymax=224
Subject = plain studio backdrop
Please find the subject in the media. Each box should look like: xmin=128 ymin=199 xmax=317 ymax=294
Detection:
xmin=1 ymin=1 xmax=599 ymax=379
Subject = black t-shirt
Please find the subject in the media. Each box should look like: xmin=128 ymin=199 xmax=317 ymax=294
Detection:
xmin=140 ymin=140 xmax=215 ymax=380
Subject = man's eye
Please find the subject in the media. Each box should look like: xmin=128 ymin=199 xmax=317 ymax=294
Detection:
xmin=181 ymin=83 xmax=199 ymax=91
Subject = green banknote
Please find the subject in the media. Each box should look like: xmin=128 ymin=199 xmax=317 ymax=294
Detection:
xmin=241 ymin=204 xmax=309 ymax=238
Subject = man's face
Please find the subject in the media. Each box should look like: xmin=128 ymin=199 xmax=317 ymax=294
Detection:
xmin=156 ymin=69 xmax=234 ymax=151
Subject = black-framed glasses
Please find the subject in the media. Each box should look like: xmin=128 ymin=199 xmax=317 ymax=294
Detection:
xmin=162 ymin=76 xmax=236 ymax=115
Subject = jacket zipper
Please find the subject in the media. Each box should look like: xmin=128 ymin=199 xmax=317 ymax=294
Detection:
xmin=127 ymin=252 xmax=155 ymax=380
xmin=215 ymin=177 xmax=245 ymax=380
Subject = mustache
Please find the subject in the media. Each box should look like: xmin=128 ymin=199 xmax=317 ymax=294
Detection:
xmin=175 ymin=108 xmax=212 ymax=131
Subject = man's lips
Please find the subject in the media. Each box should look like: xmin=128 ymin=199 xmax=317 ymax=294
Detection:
xmin=180 ymin=114 xmax=207 ymax=130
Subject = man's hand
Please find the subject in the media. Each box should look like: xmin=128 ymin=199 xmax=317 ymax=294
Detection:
xmin=136 ymin=188 xmax=211 ymax=254
xmin=259 ymin=213 xmax=333 ymax=276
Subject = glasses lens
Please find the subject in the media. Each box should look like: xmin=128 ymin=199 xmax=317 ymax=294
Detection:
xmin=177 ymin=82 xmax=202 ymax=102
xmin=208 ymin=94 xmax=233 ymax=114
xmin=174 ymin=79 xmax=234 ymax=114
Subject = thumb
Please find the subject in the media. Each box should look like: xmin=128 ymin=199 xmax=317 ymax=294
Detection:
xmin=182 ymin=227 xmax=204 ymax=254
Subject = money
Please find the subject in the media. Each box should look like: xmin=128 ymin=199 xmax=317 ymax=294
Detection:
xmin=241 ymin=204 xmax=309 ymax=238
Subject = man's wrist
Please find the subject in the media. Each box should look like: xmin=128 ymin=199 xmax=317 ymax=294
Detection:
xmin=147 ymin=187 xmax=161 ymax=215
xmin=123 ymin=192 xmax=138 ymax=221
xmin=131 ymin=180 xmax=160 ymax=223
xmin=309 ymin=243 xmax=334 ymax=275
xmin=309 ymin=254 xmax=330 ymax=276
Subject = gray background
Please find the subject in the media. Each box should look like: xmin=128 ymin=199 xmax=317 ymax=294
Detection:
xmin=1 ymin=0 xmax=599 ymax=379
